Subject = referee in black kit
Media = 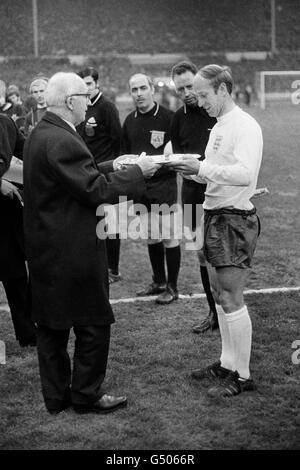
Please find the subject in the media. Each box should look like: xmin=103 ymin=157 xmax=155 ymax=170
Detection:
xmin=122 ymin=73 xmax=181 ymax=305
xmin=171 ymin=61 xmax=218 ymax=333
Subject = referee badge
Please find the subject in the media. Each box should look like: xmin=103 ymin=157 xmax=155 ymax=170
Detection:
xmin=85 ymin=117 xmax=97 ymax=137
xmin=150 ymin=130 xmax=165 ymax=149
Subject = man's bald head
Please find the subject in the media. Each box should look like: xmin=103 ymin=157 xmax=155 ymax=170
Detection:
xmin=129 ymin=73 xmax=153 ymax=89
xmin=46 ymin=72 xmax=87 ymax=107
xmin=46 ymin=72 xmax=89 ymax=125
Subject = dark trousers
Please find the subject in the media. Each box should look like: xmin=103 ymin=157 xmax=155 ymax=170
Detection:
xmin=36 ymin=324 xmax=111 ymax=411
xmin=2 ymin=275 xmax=36 ymax=343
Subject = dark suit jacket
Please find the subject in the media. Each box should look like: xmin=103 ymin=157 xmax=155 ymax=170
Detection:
xmin=0 ymin=114 xmax=26 ymax=280
xmin=23 ymin=111 xmax=146 ymax=329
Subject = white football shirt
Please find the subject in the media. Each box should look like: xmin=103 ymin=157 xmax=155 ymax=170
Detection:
xmin=192 ymin=105 xmax=263 ymax=210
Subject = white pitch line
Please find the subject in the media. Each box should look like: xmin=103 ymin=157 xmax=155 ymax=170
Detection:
xmin=0 ymin=286 xmax=299 ymax=311
xmin=110 ymin=286 xmax=300 ymax=304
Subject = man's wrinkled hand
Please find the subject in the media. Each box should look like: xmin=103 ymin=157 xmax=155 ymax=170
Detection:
xmin=135 ymin=155 xmax=162 ymax=178
xmin=113 ymin=154 xmax=139 ymax=170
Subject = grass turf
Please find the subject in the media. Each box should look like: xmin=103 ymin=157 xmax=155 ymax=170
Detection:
xmin=0 ymin=292 xmax=299 ymax=450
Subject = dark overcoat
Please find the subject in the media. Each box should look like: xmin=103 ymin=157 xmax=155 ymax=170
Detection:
xmin=23 ymin=111 xmax=146 ymax=329
xmin=0 ymin=114 xmax=26 ymax=280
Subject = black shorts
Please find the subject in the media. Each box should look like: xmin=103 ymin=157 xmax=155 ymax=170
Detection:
xmin=181 ymin=179 xmax=206 ymax=231
xmin=203 ymin=207 xmax=260 ymax=269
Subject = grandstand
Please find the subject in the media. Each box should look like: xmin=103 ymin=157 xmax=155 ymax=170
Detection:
xmin=0 ymin=0 xmax=299 ymax=103
xmin=0 ymin=0 xmax=299 ymax=55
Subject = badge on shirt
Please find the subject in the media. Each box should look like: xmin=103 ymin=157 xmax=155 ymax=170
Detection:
xmin=150 ymin=130 xmax=165 ymax=149
xmin=213 ymin=135 xmax=223 ymax=152
xmin=85 ymin=117 xmax=97 ymax=137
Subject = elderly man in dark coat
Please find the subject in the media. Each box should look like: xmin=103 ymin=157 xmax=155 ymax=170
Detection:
xmin=23 ymin=72 xmax=160 ymax=415
xmin=0 ymin=114 xmax=37 ymax=347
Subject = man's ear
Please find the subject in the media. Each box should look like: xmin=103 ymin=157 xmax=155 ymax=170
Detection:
xmin=65 ymin=96 xmax=73 ymax=111
xmin=219 ymin=82 xmax=227 ymax=95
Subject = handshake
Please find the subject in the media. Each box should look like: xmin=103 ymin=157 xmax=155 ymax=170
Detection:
xmin=113 ymin=152 xmax=201 ymax=178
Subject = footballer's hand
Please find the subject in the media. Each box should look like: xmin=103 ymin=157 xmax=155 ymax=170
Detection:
xmin=0 ymin=179 xmax=23 ymax=204
xmin=113 ymin=154 xmax=139 ymax=170
xmin=181 ymin=174 xmax=193 ymax=180
xmin=135 ymin=156 xmax=162 ymax=178
xmin=164 ymin=155 xmax=201 ymax=175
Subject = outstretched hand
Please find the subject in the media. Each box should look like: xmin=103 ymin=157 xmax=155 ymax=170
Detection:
xmin=113 ymin=154 xmax=139 ymax=170
xmin=113 ymin=153 xmax=162 ymax=178
xmin=135 ymin=155 xmax=162 ymax=178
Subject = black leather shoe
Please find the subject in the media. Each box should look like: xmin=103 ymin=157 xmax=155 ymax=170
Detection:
xmin=192 ymin=311 xmax=219 ymax=334
xmin=73 ymin=394 xmax=127 ymax=414
xmin=48 ymin=402 xmax=71 ymax=415
xmin=156 ymin=285 xmax=179 ymax=305
xmin=137 ymin=282 xmax=166 ymax=296
xmin=191 ymin=360 xmax=230 ymax=380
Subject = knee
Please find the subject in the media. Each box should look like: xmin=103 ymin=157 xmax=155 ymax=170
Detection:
xmin=219 ymin=289 xmax=243 ymax=312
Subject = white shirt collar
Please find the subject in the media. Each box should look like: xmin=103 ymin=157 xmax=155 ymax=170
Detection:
xmin=89 ymin=90 xmax=102 ymax=107
xmin=217 ymin=105 xmax=239 ymax=122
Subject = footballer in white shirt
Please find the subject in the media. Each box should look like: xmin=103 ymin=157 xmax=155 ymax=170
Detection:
xmin=165 ymin=64 xmax=263 ymax=398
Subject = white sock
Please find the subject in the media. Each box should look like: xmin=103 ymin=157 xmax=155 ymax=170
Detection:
xmin=216 ymin=304 xmax=234 ymax=371
xmin=226 ymin=305 xmax=252 ymax=380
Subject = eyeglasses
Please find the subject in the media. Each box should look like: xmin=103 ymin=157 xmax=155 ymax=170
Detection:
xmin=65 ymin=93 xmax=91 ymax=102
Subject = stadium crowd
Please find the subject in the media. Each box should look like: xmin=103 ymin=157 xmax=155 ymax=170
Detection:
xmin=0 ymin=0 xmax=299 ymax=56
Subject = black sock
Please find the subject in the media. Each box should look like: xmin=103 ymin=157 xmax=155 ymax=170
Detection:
xmin=106 ymin=235 xmax=120 ymax=274
xmin=148 ymin=242 xmax=166 ymax=284
xmin=166 ymin=245 xmax=181 ymax=289
xmin=200 ymin=265 xmax=217 ymax=316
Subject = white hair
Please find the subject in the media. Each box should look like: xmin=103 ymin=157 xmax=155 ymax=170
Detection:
xmin=29 ymin=78 xmax=48 ymax=93
xmin=45 ymin=72 xmax=87 ymax=108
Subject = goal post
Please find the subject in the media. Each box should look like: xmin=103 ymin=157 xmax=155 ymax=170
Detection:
xmin=258 ymin=71 xmax=300 ymax=109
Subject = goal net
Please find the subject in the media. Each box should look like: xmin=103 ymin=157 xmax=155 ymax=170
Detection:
xmin=256 ymin=71 xmax=300 ymax=109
